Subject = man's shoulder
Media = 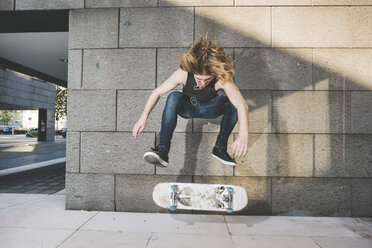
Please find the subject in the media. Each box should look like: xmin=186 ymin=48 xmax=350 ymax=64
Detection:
xmin=215 ymin=77 xmax=235 ymax=91
xmin=176 ymin=68 xmax=189 ymax=75
xmin=174 ymin=68 xmax=188 ymax=85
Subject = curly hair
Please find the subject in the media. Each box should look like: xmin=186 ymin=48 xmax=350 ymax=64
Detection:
xmin=180 ymin=34 xmax=235 ymax=83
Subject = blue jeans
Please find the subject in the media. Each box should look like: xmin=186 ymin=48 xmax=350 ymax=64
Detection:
xmin=158 ymin=91 xmax=238 ymax=152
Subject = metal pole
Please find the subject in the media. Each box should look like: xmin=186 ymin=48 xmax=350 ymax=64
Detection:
xmin=11 ymin=110 xmax=14 ymax=135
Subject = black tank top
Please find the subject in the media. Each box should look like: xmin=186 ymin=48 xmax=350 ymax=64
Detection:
xmin=182 ymin=72 xmax=218 ymax=102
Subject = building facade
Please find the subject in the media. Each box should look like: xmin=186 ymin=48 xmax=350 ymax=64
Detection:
xmin=0 ymin=67 xmax=56 ymax=141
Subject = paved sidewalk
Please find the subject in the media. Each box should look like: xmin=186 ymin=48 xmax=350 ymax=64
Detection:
xmin=0 ymin=163 xmax=65 ymax=194
xmin=0 ymin=193 xmax=371 ymax=248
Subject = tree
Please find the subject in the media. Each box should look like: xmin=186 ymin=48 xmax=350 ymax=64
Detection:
xmin=0 ymin=110 xmax=21 ymax=126
xmin=55 ymin=86 xmax=67 ymax=129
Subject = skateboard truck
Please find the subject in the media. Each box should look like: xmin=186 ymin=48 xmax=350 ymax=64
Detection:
xmin=216 ymin=186 xmax=234 ymax=213
xmin=225 ymin=187 xmax=233 ymax=214
xmin=170 ymin=184 xmax=179 ymax=211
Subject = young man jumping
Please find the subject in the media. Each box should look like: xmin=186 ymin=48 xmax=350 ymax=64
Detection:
xmin=132 ymin=35 xmax=249 ymax=167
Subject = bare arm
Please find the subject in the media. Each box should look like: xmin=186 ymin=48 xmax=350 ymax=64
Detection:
xmin=132 ymin=68 xmax=186 ymax=138
xmin=219 ymin=79 xmax=249 ymax=159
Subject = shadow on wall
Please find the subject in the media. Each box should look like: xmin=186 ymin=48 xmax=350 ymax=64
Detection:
xmin=151 ymin=4 xmax=372 ymax=217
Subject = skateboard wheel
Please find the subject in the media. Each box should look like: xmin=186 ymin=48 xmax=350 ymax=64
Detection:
xmin=226 ymin=208 xmax=233 ymax=214
xmin=171 ymin=185 xmax=177 ymax=190
xmin=227 ymin=187 xmax=233 ymax=193
xmin=170 ymin=205 xmax=177 ymax=211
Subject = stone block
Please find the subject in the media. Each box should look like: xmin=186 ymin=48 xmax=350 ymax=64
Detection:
xmin=157 ymin=48 xmax=188 ymax=87
xmin=193 ymin=176 xmax=271 ymax=215
xmin=194 ymin=91 xmax=271 ymax=134
xmin=117 ymin=90 xmax=191 ymax=132
xmin=3 ymin=87 xmax=16 ymax=98
xmin=345 ymin=135 xmax=372 ymax=177
xmin=16 ymin=0 xmax=84 ymax=10
xmin=235 ymin=48 xmax=313 ymax=90
xmin=235 ymin=134 xmax=313 ymax=177
xmin=313 ymin=49 xmax=372 ymax=90
xmin=47 ymin=103 xmax=56 ymax=110
xmin=352 ymin=179 xmax=372 ymax=217
xmin=48 ymin=90 xmax=56 ymax=98
xmin=1 ymin=95 xmax=14 ymax=105
xmin=3 ymin=77 xmax=14 ymax=88
xmin=313 ymin=0 xmax=372 ymax=5
xmin=115 ymin=175 xmax=192 ymax=212
xmin=0 ymin=0 xmax=13 ymax=10
xmin=272 ymin=178 xmax=352 ymax=216
xmin=67 ymin=90 xmax=116 ymax=131
xmin=31 ymin=94 xmax=41 ymax=101
xmin=159 ymin=0 xmax=233 ymax=6
xmin=66 ymin=132 xmax=80 ymax=173
xmin=67 ymin=50 xmax=82 ymax=89
xmin=46 ymin=108 xmax=55 ymax=129
xmin=236 ymin=0 xmax=312 ymax=5
xmin=69 ymin=9 xmax=118 ymax=49
xmin=315 ymin=135 xmax=344 ymax=177
xmin=45 ymin=134 xmax=55 ymax=141
xmin=315 ymin=135 xmax=372 ymax=177
xmin=272 ymin=7 xmax=372 ymax=47
xmin=21 ymin=99 xmax=32 ymax=108
xmin=4 ymin=73 xmax=19 ymax=85
xmin=351 ymin=92 xmax=372 ymax=133
xmin=80 ymin=132 xmax=155 ymax=174
xmin=119 ymin=7 xmax=193 ymax=47
xmin=65 ymin=173 xmax=115 ymax=211
xmin=82 ymin=49 xmax=155 ymax=89
xmin=195 ymin=7 xmax=271 ymax=47
xmin=273 ymin=91 xmax=350 ymax=133
xmin=86 ymin=0 xmax=157 ymax=8
xmin=156 ymin=133 xmax=234 ymax=176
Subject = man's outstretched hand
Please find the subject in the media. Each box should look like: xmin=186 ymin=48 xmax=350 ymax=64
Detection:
xmin=231 ymin=135 xmax=248 ymax=159
xmin=132 ymin=118 xmax=147 ymax=139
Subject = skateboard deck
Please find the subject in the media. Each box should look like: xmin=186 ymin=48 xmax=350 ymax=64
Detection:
xmin=153 ymin=182 xmax=248 ymax=213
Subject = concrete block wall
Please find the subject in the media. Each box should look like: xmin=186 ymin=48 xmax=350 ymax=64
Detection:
xmin=0 ymin=68 xmax=56 ymax=110
xmin=9 ymin=0 xmax=370 ymax=216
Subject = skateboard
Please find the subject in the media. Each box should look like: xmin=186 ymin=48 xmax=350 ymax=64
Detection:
xmin=152 ymin=182 xmax=248 ymax=213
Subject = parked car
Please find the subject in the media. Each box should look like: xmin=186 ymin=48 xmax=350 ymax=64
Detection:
xmin=2 ymin=127 xmax=28 ymax=134
xmin=62 ymin=128 xmax=67 ymax=138
xmin=17 ymin=128 xmax=28 ymax=134
xmin=2 ymin=127 xmax=12 ymax=134
xmin=59 ymin=128 xmax=67 ymax=136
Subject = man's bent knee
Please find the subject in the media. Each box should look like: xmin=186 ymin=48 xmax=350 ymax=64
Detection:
xmin=166 ymin=91 xmax=184 ymax=103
